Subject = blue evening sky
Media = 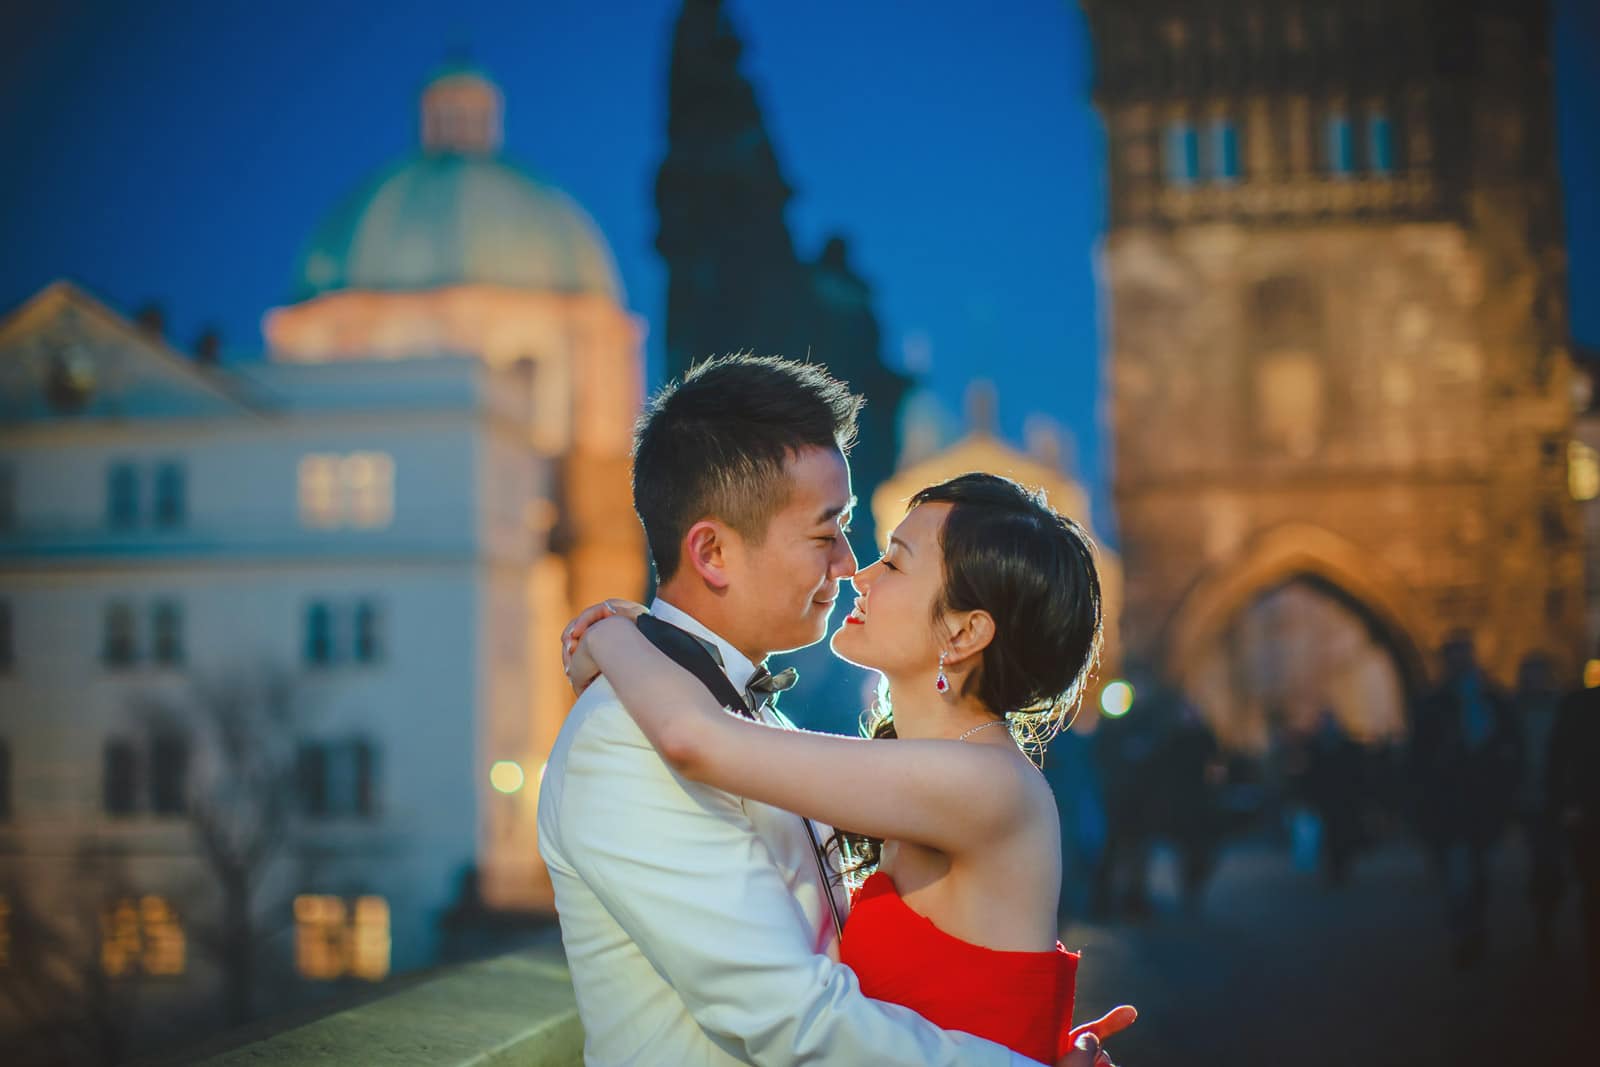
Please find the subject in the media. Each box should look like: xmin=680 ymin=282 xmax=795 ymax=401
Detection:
xmin=3 ymin=1 xmax=1596 ymax=542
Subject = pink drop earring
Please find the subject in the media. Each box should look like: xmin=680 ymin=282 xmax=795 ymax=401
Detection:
xmin=935 ymin=651 xmax=950 ymax=693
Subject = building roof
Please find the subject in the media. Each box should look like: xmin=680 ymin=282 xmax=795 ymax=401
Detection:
xmin=293 ymin=155 xmax=621 ymax=302
xmin=291 ymin=66 xmax=621 ymax=303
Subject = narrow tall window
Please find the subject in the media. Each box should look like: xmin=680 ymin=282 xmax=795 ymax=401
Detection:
xmin=0 ymin=739 xmax=11 ymax=821
xmin=298 ymin=743 xmax=330 ymax=817
xmin=299 ymin=455 xmax=341 ymax=528
xmin=353 ymin=600 xmax=382 ymax=664
xmin=1210 ymin=118 xmax=1240 ymax=182
xmin=138 ymin=897 xmax=186 ymax=975
xmin=1572 ymin=440 xmax=1600 ymax=502
xmin=1163 ymin=121 xmax=1200 ymax=185
xmin=103 ymin=602 xmax=138 ymax=667
xmin=1367 ymin=112 xmax=1393 ymax=175
xmin=0 ymin=463 xmax=15 ymax=529
xmin=151 ymin=601 xmax=184 ymax=667
xmin=342 ymin=453 xmax=394 ymax=529
xmin=1326 ymin=112 xmax=1354 ymax=176
xmin=108 ymin=463 xmax=140 ymax=529
xmin=294 ymin=895 xmax=347 ymax=980
xmin=0 ymin=600 xmax=12 ymax=673
xmin=154 ymin=463 xmax=186 ymax=528
xmin=350 ymin=896 xmax=390 ymax=980
xmin=305 ymin=602 xmax=335 ymax=667
xmin=149 ymin=733 xmax=188 ymax=815
xmin=104 ymin=740 xmax=140 ymax=815
xmin=354 ymin=740 xmax=378 ymax=817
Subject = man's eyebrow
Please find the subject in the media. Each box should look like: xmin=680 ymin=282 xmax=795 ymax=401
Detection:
xmin=890 ymin=535 xmax=914 ymax=556
xmin=815 ymin=495 xmax=858 ymax=526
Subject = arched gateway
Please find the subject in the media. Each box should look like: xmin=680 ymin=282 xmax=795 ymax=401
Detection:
xmin=1164 ymin=524 xmax=1426 ymax=753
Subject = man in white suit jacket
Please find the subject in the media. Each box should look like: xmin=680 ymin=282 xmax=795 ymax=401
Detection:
xmin=538 ymin=356 xmax=1046 ymax=1065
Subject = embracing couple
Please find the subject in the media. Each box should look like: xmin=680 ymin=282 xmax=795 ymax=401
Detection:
xmin=538 ymin=355 xmax=1136 ymax=1065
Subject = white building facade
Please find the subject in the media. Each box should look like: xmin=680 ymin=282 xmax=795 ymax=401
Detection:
xmin=0 ymin=62 xmax=643 ymax=1047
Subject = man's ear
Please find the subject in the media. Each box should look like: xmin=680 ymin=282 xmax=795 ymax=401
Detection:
xmin=684 ymin=520 xmax=735 ymax=590
xmin=943 ymin=609 xmax=996 ymax=670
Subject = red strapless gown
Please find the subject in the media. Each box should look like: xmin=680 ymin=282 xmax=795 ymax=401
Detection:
xmin=841 ymin=871 xmax=1079 ymax=1063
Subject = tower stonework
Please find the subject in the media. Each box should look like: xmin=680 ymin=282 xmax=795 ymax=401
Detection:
xmin=1083 ymin=1 xmax=1582 ymax=748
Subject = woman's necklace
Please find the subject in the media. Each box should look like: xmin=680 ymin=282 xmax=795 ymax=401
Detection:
xmin=955 ymin=719 xmax=1009 ymax=742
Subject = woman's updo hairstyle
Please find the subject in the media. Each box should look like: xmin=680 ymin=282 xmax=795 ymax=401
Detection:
xmin=832 ymin=473 xmax=1105 ymax=883
xmin=911 ymin=471 xmax=1105 ymax=755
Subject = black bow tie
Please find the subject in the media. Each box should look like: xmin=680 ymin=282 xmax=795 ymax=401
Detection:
xmin=746 ymin=665 xmax=799 ymax=710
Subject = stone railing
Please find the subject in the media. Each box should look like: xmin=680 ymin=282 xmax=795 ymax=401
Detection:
xmin=187 ymin=947 xmax=582 ymax=1066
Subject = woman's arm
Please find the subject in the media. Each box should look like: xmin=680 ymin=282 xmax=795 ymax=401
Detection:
xmin=577 ymin=615 xmax=1035 ymax=856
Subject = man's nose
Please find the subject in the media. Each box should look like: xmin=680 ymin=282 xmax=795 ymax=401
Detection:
xmin=832 ymin=533 xmax=858 ymax=580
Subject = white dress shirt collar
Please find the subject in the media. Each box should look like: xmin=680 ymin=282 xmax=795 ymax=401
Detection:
xmin=648 ymin=597 xmax=764 ymax=693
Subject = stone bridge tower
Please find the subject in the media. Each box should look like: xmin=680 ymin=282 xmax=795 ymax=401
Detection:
xmin=1081 ymin=0 xmax=1582 ymax=750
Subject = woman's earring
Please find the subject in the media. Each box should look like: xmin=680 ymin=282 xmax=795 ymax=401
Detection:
xmin=935 ymin=651 xmax=949 ymax=693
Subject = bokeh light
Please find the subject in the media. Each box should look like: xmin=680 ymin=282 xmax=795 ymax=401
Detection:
xmin=489 ymin=760 xmax=525 ymax=795
xmin=1100 ymin=679 xmax=1134 ymax=718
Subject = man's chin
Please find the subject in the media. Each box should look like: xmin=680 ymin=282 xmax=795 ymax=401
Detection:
xmin=770 ymin=611 xmax=833 ymax=655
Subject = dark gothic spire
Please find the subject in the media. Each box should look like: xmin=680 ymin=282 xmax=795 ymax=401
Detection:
xmin=656 ymin=0 xmax=802 ymax=381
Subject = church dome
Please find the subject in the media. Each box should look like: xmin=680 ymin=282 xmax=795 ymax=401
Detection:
xmin=293 ymin=66 xmax=621 ymax=302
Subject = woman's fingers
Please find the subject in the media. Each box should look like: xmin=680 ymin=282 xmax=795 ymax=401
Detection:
xmin=1067 ymin=1005 xmax=1138 ymax=1046
xmin=564 ymin=602 xmax=620 ymax=655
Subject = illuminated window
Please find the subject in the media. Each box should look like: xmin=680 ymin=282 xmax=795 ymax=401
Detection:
xmin=139 ymin=897 xmax=185 ymax=975
xmin=350 ymin=897 xmax=390 ymax=980
xmin=342 ymin=453 xmax=394 ymax=528
xmin=299 ymin=452 xmax=394 ymax=530
xmin=1571 ymin=440 xmax=1599 ymax=502
xmin=101 ymin=896 xmax=184 ymax=977
xmin=295 ymin=894 xmax=389 ymax=981
xmin=298 ymin=455 xmax=341 ymax=528
xmin=102 ymin=899 xmax=140 ymax=976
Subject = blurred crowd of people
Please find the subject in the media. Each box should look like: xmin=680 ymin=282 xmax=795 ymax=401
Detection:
xmin=1051 ymin=634 xmax=1600 ymax=997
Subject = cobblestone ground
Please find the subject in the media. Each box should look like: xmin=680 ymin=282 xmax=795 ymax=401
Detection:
xmin=1063 ymin=838 xmax=1588 ymax=1067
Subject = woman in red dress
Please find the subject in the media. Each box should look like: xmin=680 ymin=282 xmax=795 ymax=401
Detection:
xmin=566 ymin=473 xmax=1134 ymax=1064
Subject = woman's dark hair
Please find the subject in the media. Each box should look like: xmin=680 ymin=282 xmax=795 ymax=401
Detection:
xmin=829 ymin=472 xmax=1105 ymax=883
xmin=632 ymin=354 xmax=862 ymax=582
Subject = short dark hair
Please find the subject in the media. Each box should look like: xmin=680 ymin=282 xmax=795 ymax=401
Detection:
xmin=632 ymin=354 xmax=863 ymax=582
xmin=911 ymin=472 xmax=1104 ymax=748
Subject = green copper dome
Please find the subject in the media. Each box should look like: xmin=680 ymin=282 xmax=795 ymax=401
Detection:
xmin=293 ymin=67 xmax=621 ymax=302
